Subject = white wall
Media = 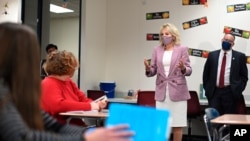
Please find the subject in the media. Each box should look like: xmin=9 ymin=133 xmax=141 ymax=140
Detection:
xmin=105 ymin=0 xmax=144 ymax=95
xmin=6 ymin=0 xmax=250 ymax=136
xmin=49 ymin=0 xmax=108 ymax=89
xmin=80 ymin=0 xmax=107 ymax=90
xmin=102 ymin=0 xmax=250 ymax=135
xmin=10 ymin=0 xmax=250 ymax=98
xmin=0 ymin=0 xmax=22 ymax=23
xmin=51 ymin=0 xmax=250 ymax=99
xmin=50 ymin=18 xmax=79 ymax=83
xmin=104 ymin=0 xmax=250 ymax=98
xmin=4 ymin=0 xmax=247 ymax=136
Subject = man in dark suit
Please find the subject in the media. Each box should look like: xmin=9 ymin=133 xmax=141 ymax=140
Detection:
xmin=203 ymin=33 xmax=248 ymax=114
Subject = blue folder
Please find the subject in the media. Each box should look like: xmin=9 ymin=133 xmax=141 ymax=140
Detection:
xmin=105 ymin=103 xmax=171 ymax=141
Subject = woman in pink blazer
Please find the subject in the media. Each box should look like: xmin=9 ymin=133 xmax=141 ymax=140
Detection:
xmin=144 ymin=23 xmax=192 ymax=141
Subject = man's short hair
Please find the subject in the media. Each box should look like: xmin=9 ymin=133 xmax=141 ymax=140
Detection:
xmin=46 ymin=44 xmax=58 ymax=53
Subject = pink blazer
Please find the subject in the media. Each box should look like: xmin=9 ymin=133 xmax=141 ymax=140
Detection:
xmin=146 ymin=45 xmax=192 ymax=102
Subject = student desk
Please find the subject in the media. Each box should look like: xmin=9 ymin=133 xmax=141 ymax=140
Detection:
xmin=60 ymin=98 xmax=136 ymax=126
xmin=59 ymin=110 xmax=108 ymax=126
xmin=107 ymin=98 xmax=137 ymax=104
xmin=211 ymin=114 xmax=250 ymax=141
xmin=199 ymin=99 xmax=250 ymax=107
xmin=211 ymin=114 xmax=250 ymax=125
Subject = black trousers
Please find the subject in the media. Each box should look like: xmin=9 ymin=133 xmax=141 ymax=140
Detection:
xmin=209 ymin=86 xmax=237 ymax=115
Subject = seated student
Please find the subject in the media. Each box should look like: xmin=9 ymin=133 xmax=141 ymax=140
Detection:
xmin=41 ymin=50 xmax=107 ymax=126
xmin=46 ymin=44 xmax=58 ymax=54
xmin=41 ymin=44 xmax=58 ymax=79
xmin=0 ymin=22 xmax=134 ymax=141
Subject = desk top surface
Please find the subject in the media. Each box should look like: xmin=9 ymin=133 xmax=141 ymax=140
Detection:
xmin=199 ymin=99 xmax=250 ymax=107
xmin=59 ymin=110 xmax=108 ymax=118
xmin=211 ymin=114 xmax=250 ymax=125
xmin=108 ymin=98 xmax=137 ymax=103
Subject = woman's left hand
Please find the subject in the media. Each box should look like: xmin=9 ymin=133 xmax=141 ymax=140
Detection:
xmin=176 ymin=56 xmax=186 ymax=72
xmin=177 ymin=60 xmax=185 ymax=70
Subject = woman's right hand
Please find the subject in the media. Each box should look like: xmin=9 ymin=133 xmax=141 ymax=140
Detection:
xmin=144 ymin=59 xmax=150 ymax=71
xmin=90 ymin=102 xmax=100 ymax=110
xmin=84 ymin=124 xmax=134 ymax=141
xmin=97 ymin=100 xmax=107 ymax=109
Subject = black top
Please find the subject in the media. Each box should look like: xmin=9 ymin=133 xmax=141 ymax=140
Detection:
xmin=40 ymin=59 xmax=47 ymax=79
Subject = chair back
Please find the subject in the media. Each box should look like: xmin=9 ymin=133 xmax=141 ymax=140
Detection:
xmin=205 ymin=108 xmax=220 ymax=127
xmin=137 ymin=90 xmax=155 ymax=107
xmin=203 ymin=114 xmax=212 ymax=141
xmin=87 ymin=90 xmax=106 ymax=100
xmin=186 ymin=91 xmax=201 ymax=137
xmin=203 ymin=108 xmax=220 ymax=141
xmin=187 ymin=91 xmax=201 ymax=117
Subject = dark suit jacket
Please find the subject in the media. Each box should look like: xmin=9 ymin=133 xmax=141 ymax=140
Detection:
xmin=203 ymin=49 xmax=248 ymax=100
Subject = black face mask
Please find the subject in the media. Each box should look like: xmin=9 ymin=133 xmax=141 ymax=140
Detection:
xmin=221 ymin=41 xmax=231 ymax=51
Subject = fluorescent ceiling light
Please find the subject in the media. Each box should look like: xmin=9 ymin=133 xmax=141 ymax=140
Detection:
xmin=50 ymin=4 xmax=74 ymax=13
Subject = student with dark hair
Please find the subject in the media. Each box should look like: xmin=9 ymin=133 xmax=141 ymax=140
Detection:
xmin=0 ymin=22 xmax=134 ymax=141
xmin=41 ymin=44 xmax=58 ymax=79
xmin=46 ymin=43 xmax=58 ymax=54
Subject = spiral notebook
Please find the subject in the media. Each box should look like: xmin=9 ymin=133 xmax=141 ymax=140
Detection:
xmin=105 ymin=103 xmax=171 ymax=141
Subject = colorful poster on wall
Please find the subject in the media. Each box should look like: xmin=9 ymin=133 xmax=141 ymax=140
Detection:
xmin=146 ymin=33 xmax=159 ymax=41
xmin=188 ymin=48 xmax=250 ymax=64
xmin=188 ymin=48 xmax=209 ymax=58
xmin=223 ymin=26 xmax=250 ymax=39
xmin=182 ymin=16 xmax=208 ymax=30
xmin=182 ymin=0 xmax=207 ymax=5
xmin=227 ymin=3 xmax=250 ymax=13
xmin=146 ymin=11 xmax=169 ymax=20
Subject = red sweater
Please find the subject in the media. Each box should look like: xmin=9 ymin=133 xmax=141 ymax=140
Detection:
xmin=41 ymin=76 xmax=92 ymax=125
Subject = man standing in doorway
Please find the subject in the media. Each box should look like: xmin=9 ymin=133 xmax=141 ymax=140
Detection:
xmin=40 ymin=44 xmax=58 ymax=79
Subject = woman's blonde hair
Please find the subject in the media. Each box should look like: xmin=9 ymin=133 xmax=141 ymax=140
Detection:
xmin=159 ymin=23 xmax=181 ymax=45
